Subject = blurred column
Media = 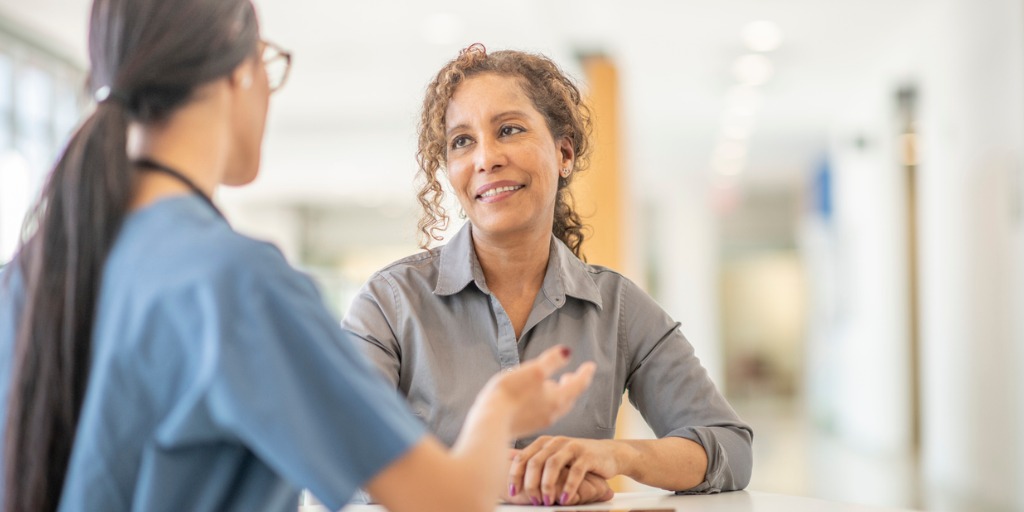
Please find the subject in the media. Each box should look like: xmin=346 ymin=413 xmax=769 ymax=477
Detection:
xmin=577 ymin=54 xmax=626 ymax=270
xmin=896 ymin=87 xmax=923 ymax=461
xmin=826 ymin=110 xmax=914 ymax=455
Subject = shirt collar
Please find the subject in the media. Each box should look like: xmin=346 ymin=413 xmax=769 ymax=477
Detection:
xmin=434 ymin=223 xmax=603 ymax=310
xmin=543 ymin=235 xmax=603 ymax=310
xmin=435 ymin=222 xmax=486 ymax=295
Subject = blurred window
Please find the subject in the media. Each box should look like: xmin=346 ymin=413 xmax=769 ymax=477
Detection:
xmin=0 ymin=30 xmax=83 ymax=266
xmin=0 ymin=54 xmax=12 ymax=150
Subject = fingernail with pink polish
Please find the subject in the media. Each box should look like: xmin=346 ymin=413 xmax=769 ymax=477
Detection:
xmin=530 ymin=497 xmax=539 ymax=506
xmin=543 ymin=495 xmax=552 ymax=506
xmin=509 ymin=484 xmax=516 ymax=497
xmin=560 ymin=492 xmax=569 ymax=504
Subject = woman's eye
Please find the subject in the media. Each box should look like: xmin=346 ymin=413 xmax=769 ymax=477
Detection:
xmin=499 ymin=125 xmax=524 ymax=137
xmin=451 ymin=136 xmax=472 ymax=149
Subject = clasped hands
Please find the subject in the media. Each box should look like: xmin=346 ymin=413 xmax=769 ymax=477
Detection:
xmin=501 ymin=436 xmax=618 ymax=506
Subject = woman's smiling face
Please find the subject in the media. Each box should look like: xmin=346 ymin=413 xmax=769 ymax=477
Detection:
xmin=444 ymin=73 xmax=574 ymax=241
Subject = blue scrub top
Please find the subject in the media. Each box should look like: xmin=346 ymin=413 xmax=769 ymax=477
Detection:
xmin=0 ymin=196 xmax=425 ymax=512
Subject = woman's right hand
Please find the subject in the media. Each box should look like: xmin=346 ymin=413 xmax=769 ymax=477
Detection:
xmin=503 ymin=471 xmax=613 ymax=505
xmin=502 ymin=449 xmax=613 ymax=505
xmin=474 ymin=346 xmax=596 ymax=439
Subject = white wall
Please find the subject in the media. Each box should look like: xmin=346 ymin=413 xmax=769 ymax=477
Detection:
xmin=819 ymin=0 xmax=1024 ymax=509
xmin=648 ymin=172 xmax=723 ymax=386
xmin=915 ymin=1 xmax=1024 ymax=510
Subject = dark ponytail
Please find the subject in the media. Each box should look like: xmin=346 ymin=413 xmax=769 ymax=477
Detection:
xmin=4 ymin=102 xmax=132 ymax=512
xmin=3 ymin=1 xmax=258 ymax=510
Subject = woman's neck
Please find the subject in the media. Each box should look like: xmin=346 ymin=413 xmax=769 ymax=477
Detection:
xmin=472 ymin=226 xmax=551 ymax=295
xmin=127 ymin=88 xmax=231 ymax=210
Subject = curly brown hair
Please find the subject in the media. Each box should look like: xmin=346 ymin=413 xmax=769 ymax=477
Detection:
xmin=416 ymin=43 xmax=593 ymax=259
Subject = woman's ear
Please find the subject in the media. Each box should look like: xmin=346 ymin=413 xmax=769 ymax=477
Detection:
xmin=229 ymin=58 xmax=257 ymax=90
xmin=558 ymin=136 xmax=575 ymax=171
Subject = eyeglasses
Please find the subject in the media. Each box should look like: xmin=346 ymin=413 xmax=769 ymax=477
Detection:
xmin=262 ymin=40 xmax=292 ymax=93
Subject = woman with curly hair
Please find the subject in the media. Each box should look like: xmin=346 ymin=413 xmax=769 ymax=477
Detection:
xmin=342 ymin=44 xmax=752 ymax=507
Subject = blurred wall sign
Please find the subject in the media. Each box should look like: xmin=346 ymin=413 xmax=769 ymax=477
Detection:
xmin=811 ymin=157 xmax=833 ymax=223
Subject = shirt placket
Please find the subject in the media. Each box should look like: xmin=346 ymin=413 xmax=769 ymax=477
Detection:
xmin=489 ymin=294 xmax=521 ymax=373
xmin=509 ymin=294 xmax=561 ymax=449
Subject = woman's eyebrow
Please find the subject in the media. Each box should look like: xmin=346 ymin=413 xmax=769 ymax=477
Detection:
xmin=446 ymin=123 xmax=469 ymax=138
xmin=446 ymin=110 xmax=531 ymax=137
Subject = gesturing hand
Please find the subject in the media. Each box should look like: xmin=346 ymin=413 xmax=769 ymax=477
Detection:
xmin=510 ymin=436 xmax=622 ymax=506
xmin=476 ymin=346 xmax=596 ymax=439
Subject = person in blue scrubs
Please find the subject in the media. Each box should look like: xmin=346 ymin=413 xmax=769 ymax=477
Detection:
xmin=0 ymin=1 xmax=595 ymax=511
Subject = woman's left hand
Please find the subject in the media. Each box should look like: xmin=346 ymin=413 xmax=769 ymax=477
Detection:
xmin=509 ymin=435 xmax=623 ymax=506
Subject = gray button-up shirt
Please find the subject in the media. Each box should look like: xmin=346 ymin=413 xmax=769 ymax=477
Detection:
xmin=341 ymin=224 xmax=752 ymax=492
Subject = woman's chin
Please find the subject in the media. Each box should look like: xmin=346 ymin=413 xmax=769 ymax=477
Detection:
xmin=222 ymin=165 xmax=260 ymax=187
xmin=468 ymin=218 xmax=546 ymax=241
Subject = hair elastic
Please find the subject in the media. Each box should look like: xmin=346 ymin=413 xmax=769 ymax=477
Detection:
xmin=94 ymin=85 xmax=131 ymax=106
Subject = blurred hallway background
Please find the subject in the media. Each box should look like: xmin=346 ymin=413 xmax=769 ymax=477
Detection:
xmin=1 ymin=1 xmax=1022 ymax=510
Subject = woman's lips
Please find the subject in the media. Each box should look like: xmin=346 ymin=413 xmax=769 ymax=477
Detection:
xmin=475 ymin=181 xmax=524 ymax=202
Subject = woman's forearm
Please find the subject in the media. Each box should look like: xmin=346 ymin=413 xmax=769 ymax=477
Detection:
xmin=613 ymin=437 xmax=708 ymax=491
xmin=366 ymin=393 xmax=518 ymax=512
xmin=447 ymin=396 xmax=517 ymax=503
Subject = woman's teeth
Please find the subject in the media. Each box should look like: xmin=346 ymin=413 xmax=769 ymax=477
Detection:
xmin=480 ymin=185 xmax=523 ymax=198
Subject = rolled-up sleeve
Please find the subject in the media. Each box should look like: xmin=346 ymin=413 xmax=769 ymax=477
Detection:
xmin=621 ymin=280 xmax=753 ymax=493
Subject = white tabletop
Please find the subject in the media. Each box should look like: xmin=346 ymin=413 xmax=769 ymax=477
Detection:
xmin=333 ymin=491 xmax=919 ymax=512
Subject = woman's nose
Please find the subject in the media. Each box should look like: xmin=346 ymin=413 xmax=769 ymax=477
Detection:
xmin=473 ymin=136 xmax=506 ymax=173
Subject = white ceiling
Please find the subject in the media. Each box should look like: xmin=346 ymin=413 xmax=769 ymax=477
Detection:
xmin=0 ymin=0 xmax=932 ymax=208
